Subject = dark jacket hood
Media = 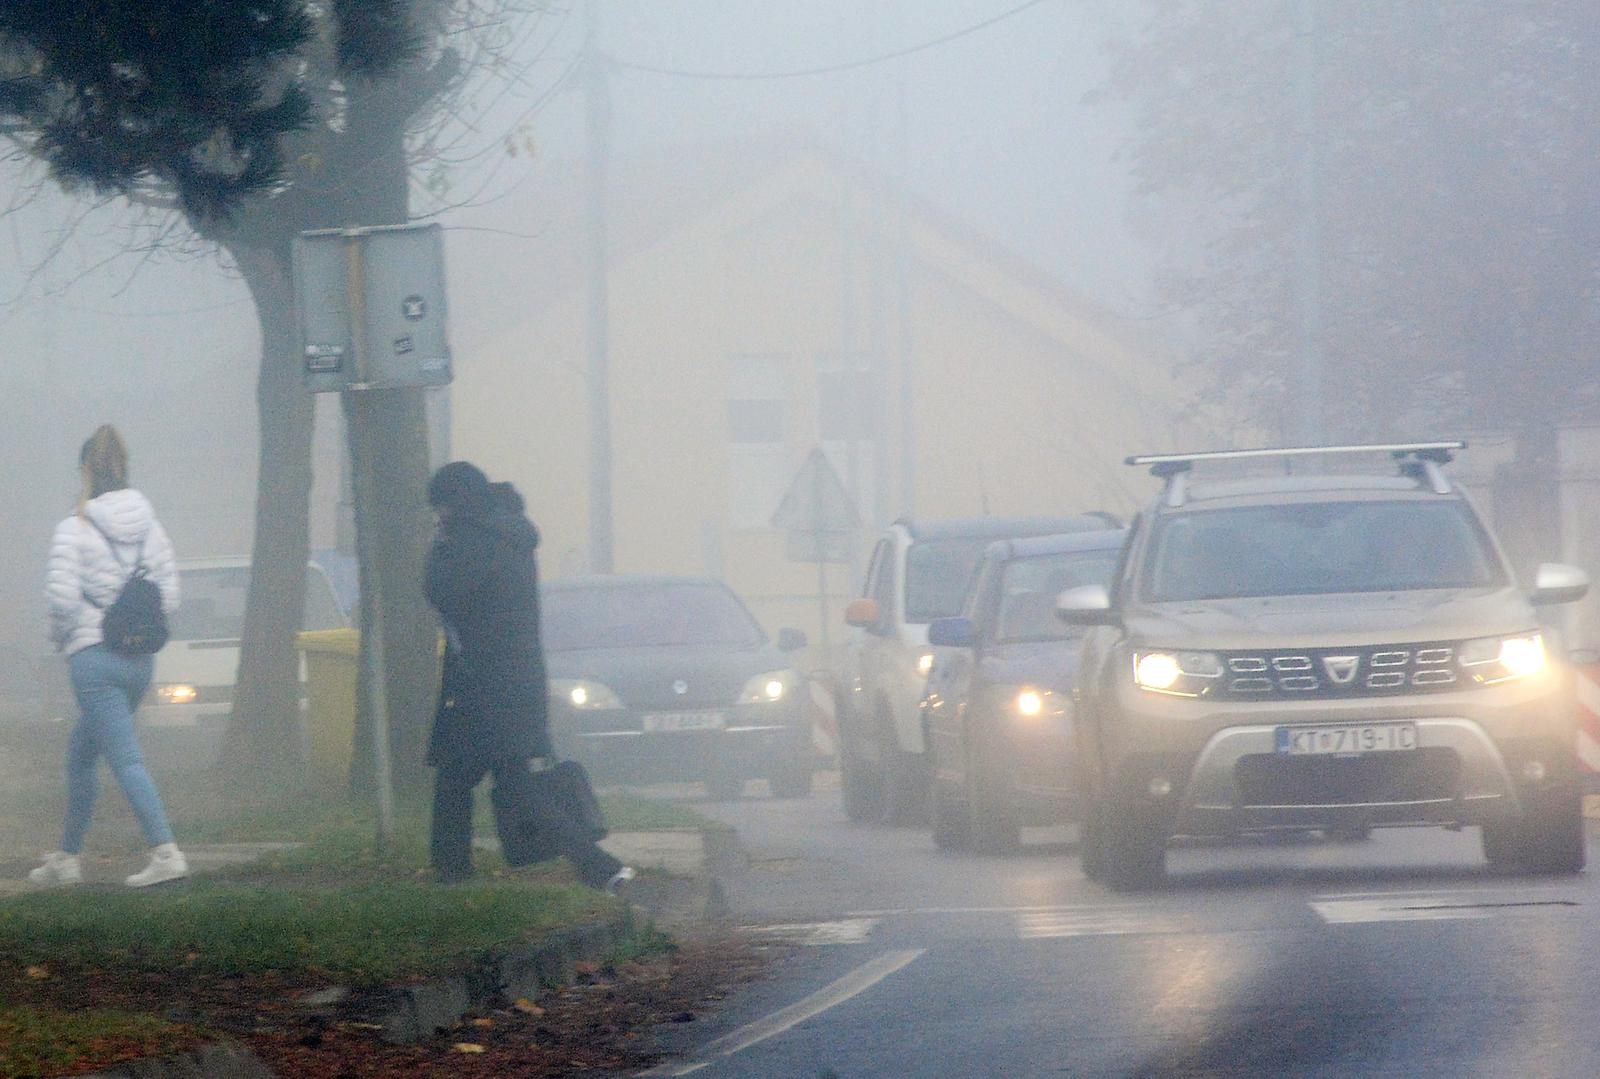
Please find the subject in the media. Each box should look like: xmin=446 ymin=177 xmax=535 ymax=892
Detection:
xmin=449 ymin=483 xmax=540 ymax=552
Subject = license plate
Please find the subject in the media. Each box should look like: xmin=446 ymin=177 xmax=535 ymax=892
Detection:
xmin=642 ymin=712 xmax=726 ymax=733
xmin=1275 ymin=722 xmax=1418 ymax=755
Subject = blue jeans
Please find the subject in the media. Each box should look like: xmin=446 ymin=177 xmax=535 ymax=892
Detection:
xmin=61 ymin=645 xmax=175 ymax=854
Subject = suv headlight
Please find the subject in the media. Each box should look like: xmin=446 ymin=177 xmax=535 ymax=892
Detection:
xmin=739 ymin=670 xmax=797 ymax=704
xmin=550 ymin=679 xmax=623 ymax=709
xmin=1132 ymin=651 xmax=1224 ymax=697
xmin=1459 ymin=633 xmax=1546 ymax=684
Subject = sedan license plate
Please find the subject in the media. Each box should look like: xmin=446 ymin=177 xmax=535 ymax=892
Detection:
xmin=642 ymin=711 xmax=726 ymax=733
xmin=1275 ymin=722 xmax=1418 ymax=756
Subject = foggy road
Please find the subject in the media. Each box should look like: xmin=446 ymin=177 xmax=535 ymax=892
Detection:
xmin=652 ymin=781 xmax=1600 ymax=1078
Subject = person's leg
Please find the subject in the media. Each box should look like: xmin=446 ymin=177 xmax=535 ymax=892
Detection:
xmin=98 ymin=653 xmax=175 ymax=848
xmin=491 ymin=760 xmax=623 ymax=889
xmin=60 ymin=648 xmax=113 ymax=855
xmin=432 ymin=755 xmax=487 ymax=881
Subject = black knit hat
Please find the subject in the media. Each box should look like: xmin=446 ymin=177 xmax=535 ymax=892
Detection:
xmin=427 ymin=461 xmax=493 ymax=515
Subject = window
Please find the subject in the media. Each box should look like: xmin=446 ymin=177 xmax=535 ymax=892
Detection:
xmin=817 ymin=366 xmax=878 ymax=443
xmin=1144 ymin=500 xmax=1505 ymax=603
xmin=994 ymin=551 xmax=1120 ymax=642
xmin=543 ymin=582 xmax=766 ymax=652
xmin=904 ymin=538 xmax=995 ymax=624
xmin=727 ymin=357 xmax=789 ymax=530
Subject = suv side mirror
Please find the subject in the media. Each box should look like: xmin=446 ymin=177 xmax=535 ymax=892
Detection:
xmin=845 ymin=598 xmax=882 ymax=629
xmin=927 ymin=617 xmax=976 ymax=649
xmin=777 ymin=628 xmax=809 ymax=652
xmin=1057 ymin=585 xmax=1119 ymax=627
xmin=1532 ymin=563 xmax=1590 ymax=606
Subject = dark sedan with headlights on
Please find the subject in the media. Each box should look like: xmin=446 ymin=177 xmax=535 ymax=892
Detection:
xmin=923 ymin=529 xmax=1127 ymax=852
xmin=542 ymin=575 xmax=813 ymax=799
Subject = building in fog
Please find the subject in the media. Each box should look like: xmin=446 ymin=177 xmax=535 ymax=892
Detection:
xmin=447 ymin=137 xmax=1200 ymax=642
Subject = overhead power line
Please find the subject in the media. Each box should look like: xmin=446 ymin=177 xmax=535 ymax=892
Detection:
xmin=615 ymin=0 xmax=1054 ymax=81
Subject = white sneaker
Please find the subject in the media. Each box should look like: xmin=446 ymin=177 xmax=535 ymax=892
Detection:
xmin=605 ymin=866 xmax=636 ymax=896
xmin=26 ymin=852 xmax=82 ymax=887
xmin=125 ymin=844 xmax=188 ymax=888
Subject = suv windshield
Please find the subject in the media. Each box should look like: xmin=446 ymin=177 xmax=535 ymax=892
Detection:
xmin=543 ymin=583 xmax=765 ymax=651
xmin=995 ymin=551 xmax=1120 ymax=642
xmin=1145 ymin=500 xmax=1505 ymax=602
xmin=168 ymin=567 xmax=347 ymax=642
xmin=905 ymin=539 xmax=992 ymax=623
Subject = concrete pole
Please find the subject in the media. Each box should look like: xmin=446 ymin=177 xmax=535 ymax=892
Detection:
xmin=585 ymin=0 xmax=615 ymax=573
xmin=343 ymin=234 xmax=395 ymax=849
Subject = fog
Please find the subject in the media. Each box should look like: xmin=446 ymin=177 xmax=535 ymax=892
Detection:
xmin=6 ymin=1 xmax=1599 ymax=702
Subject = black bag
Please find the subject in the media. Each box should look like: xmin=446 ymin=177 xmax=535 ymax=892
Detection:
xmin=491 ymin=759 xmax=610 ymax=868
xmin=83 ymin=519 xmax=168 ymax=656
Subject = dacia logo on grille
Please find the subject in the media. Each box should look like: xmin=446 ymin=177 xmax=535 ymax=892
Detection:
xmin=673 ymin=679 xmax=689 ymax=696
xmin=1323 ymin=655 xmax=1361 ymax=685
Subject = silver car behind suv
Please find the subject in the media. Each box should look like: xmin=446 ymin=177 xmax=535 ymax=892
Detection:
xmin=1060 ymin=443 xmax=1592 ymax=889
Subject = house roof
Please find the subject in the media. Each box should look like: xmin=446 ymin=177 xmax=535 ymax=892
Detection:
xmin=447 ymin=130 xmax=1169 ymax=370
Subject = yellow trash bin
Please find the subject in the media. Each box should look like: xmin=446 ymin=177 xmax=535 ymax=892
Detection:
xmin=298 ymin=628 xmax=360 ymax=779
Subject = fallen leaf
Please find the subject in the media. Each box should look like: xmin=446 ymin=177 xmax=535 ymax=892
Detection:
xmin=513 ymin=998 xmax=544 ymax=1016
xmin=454 ymin=1043 xmax=486 ymax=1054
xmin=24 ymin=966 xmax=48 ymax=980
xmin=574 ymin=961 xmax=601 ymax=975
xmin=471 ymin=1018 xmax=493 ymax=1028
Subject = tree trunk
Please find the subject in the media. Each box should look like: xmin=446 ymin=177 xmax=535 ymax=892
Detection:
xmin=218 ymin=239 xmax=314 ymax=786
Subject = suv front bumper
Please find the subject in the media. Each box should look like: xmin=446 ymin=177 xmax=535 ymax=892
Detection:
xmin=1099 ymin=672 xmax=1575 ymax=835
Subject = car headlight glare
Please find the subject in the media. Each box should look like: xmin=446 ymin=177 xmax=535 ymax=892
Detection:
xmin=740 ymin=670 xmax=797 ymax=704
xmin=917 ymin=652 xmax=935 ymax=677
xmin=1133 ymin=651 xmax=1223 ymax=697
xmin=1461 ymin=633 xmax=1545 ymax=684
xmin=1016 ymin=689 xmax=1044 ymax=717
xmin=551 ymin=679 xmax=623 ymax=709
xmin=156 ymin=683 xmax=198 ymax=706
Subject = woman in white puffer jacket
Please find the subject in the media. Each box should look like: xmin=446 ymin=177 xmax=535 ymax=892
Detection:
xmin=29 ymin=425 xmax=188 ymax=889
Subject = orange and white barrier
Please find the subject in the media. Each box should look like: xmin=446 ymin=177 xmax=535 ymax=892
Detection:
xmin=807 ymin=676 xmax=839 ymax=759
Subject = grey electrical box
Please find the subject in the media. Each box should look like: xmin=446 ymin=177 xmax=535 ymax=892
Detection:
xmin=294 ymin=223 xmax=452 ymax=392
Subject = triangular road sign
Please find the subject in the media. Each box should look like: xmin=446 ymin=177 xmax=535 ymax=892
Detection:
xmin=772 ymin=448 xmax=861 ymax=534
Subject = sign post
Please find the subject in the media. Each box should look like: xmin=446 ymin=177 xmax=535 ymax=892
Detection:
xmin=772 ymin=449 xmax=860 ymax=657
xmin=294 ymin=223 xmax=451 ymax=850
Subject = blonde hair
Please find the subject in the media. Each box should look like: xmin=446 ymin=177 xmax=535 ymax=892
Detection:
xmin=79 ymin=424 xmax=129 ymax=506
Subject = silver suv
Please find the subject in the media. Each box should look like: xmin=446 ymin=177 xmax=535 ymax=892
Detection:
xmin=1060 ymin=443 xmax=1592 ymax=889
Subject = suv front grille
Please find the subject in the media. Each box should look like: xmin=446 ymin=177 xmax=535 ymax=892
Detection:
xmin=1215 ymin=643 xmax=1462 ymax=699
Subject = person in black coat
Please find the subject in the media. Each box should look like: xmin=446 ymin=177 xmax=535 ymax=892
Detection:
xmin=424 ymin=462 xmax=629 ymax=889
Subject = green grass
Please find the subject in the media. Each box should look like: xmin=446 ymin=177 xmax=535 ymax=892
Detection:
xmin=182 ymin=785 xmax=715 ymax=849
xmin=0 ymin=880 xmax=616 ymax=988
xmin=0 ymin=1005 xmax=190 ymax=1079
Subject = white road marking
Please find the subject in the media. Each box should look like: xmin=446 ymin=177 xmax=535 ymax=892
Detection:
xmin=639 ymin=948 xmax=926 ymax=1077
xmin=1312 ymin=889 xmax=1582 ymax=925
xmin=1312 ymin=898 xmax=1493 ymax=924
xmin=742 ymin=918 xmax=879 ymax=946
xmin=1016 ymin=906 xmax=1188 ymax=939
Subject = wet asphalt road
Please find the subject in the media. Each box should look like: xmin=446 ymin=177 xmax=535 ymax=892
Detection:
xmin=650 ymin=779 xmax=1600 ymax=1079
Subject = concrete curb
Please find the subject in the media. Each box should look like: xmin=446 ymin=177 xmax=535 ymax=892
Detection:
xmin=318 ymin=911 xmax=637 ymax=1045
xmin=79 ymin=1042 xmax=273 ymax=1078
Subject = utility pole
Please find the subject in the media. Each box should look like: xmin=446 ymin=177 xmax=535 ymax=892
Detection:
xmin=584 ymin=0 xmax=615 ymax=573
xmin=894 ymin=50 xmax=916 ymax=517
xmin=1293 ymin=0 xmax=1325 ymax=448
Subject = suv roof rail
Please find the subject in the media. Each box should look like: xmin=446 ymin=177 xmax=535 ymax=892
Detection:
xmin=1127 ymin=441 xmax=1467 ymax=507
